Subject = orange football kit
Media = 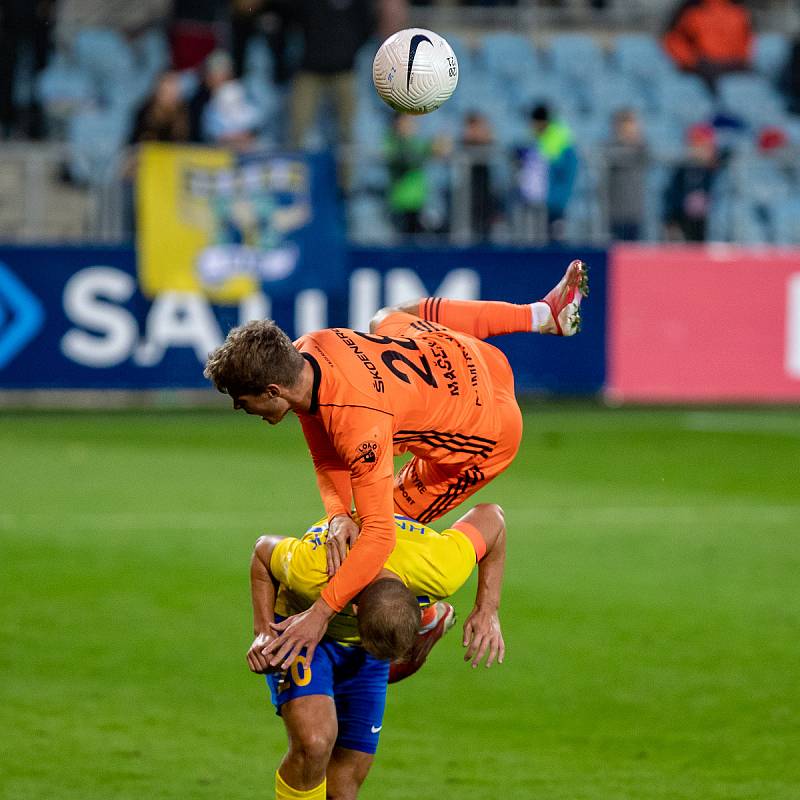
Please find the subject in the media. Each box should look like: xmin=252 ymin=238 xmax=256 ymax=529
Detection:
xmin=295 ymin=298 xmax=532 ymax=613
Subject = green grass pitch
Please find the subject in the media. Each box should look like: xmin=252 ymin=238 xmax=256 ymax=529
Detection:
xmin=1 ymin=406 xmax=799 ymax=799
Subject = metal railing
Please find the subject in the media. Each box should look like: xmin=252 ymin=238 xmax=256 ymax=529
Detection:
xmin=2 ymin=141 xmax=800 ymax=246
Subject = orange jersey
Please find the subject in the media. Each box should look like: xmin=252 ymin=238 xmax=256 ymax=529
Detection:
xmin=295 ymin=319 xmax=517 ymax=612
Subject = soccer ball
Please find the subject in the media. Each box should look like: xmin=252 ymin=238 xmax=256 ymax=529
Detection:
xmin=372 ymin=28 xmax=458 ymax=115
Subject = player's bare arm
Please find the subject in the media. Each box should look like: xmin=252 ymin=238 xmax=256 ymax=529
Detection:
xmin=457 ymin=503 xmax=507 ymax=668
xmin=247 ymin=534 xmax=284 ymax=674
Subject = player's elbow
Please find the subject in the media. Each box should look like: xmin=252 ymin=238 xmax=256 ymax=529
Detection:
xmin=474 ymin=503 xmax=506 ymax=553
xmin=253 ymin=534 xmax=281 ymax=566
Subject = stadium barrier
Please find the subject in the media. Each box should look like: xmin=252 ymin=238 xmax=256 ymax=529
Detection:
xmin=0 ymin=245 xmax=606 ymax=394
xmin=608 ymin=245 xmax=800 ymax=403
xmin=2 ymin=243 xmax=798 ymax=401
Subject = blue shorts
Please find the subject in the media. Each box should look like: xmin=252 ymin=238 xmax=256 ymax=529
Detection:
xmin=265 ymin=636 xmax=390 ymax=755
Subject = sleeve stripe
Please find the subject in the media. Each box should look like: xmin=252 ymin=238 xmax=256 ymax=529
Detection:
xmin=450 ymin=520 xmax=487 ymax=562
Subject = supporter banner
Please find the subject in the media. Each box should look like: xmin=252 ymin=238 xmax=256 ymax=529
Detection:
xmin=608 ymin=246 xmax=800 ymax=402
xmin=136 ymin=145 xmax=345 ymax=303
xmin=0 ymin=245 xmax=606 ymax=392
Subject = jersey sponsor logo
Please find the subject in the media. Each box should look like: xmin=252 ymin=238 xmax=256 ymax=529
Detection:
xmin=406 ymin=34 xmax=433 ymax=92
xmin=332 ymin=328 xmax=385 ymax=393
xmin=354 ymin=440 xmax=379 ymax=466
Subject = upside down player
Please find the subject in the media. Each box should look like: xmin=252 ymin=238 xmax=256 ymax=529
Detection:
xmin=205 ymin=258 xmax=588 ymax=669
xmin=248 ymin=503 xmax=507 ymax=800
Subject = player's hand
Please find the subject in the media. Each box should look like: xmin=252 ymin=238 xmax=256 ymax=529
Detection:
xmin=462 ymin=606 xmax=505 ymax=669
xmin=326 ymin=514 xmax=360 ymax=577
xmin=264 ymin=600 xmax=334 ymax=670
xmin=246 ymin=632 xmax=277 ymax=674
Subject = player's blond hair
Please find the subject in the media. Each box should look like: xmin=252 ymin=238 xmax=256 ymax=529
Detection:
xmin=357 ymin=578 xmax=421 ymax=661
xmin=204 ymin=320 xmax=305 ymax=397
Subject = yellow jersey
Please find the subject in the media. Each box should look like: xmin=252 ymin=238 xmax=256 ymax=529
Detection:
xmin=270 ymin=515 xmax=479 ymax=646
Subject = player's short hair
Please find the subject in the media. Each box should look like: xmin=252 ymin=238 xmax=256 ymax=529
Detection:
xmin=357 ymin=578 xmax=421 ymax=662
xmin=203 ymin=320 xmax=305 ymax=397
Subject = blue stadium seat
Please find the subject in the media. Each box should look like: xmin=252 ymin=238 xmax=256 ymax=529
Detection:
xmin=641 ymin=113 xmax=685 ymax=160
xmin=242 ymin=73 xmax=280 ymax=141
xmin=36 ymin=55 xmax=94 ymax=118
xmin=753 ymin=33 xmax=791 ymax=82
xmin=516 ymin=71 xmax=581 ymax=120
xmin=612 ymin=34 xmax=674 ymax=82
xmin=545 ymin=34 xmax=606 ymax=83
xmin=716 ymin=73 xmax=788 ymax=127
xmin=480 ymin=33 xmax=541 ymax=87
xmin=585 ymin=72 xmax=648 ymax=116
xmin=73 ymin=28 xmax=135 ymax=100
xmin=349 ymin=194 xmax=395 ymax=243
xmin=244 ymin=37 xmax=275 ymax=80
xmin=772 ymin=195 xmax=800 ymax=244
xmin=652 ymin=73 xmax=714 ymax=126
xmin=67 ymin=108 xmax=129 ymax=184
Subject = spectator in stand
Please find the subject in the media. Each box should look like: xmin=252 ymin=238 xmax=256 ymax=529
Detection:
xmin=515 ymin=103 xmax=578 ymax=244
xmin=0 ymin=0 xmax=55 ymax=139
xmin=189 ymin=50 xmax=260 ymax=149
xmin=605 ymin=108 xmax=648 ymax=242
xmin=778 ymin=33 xmax=800 ymax=115
xmin=460 ymin=111 xmax=497 ymax=241
xmin=278 ymin=0 xmax=376 ymax=188
xmin=663 ymin=122 xmax=719 ymax=242
xmin=229 ymin=0 xmax=292 ymax=84
xmin=663 ymin=0 xmax=753 ymax=93
xmin=130 ymin=71 xmax=191 ymax=144
xmin=384 ymin=114 xmax=434 ymax=235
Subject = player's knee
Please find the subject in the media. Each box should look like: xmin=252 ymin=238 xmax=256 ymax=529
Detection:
xmin=288 ymin=730 xmax=335 ymax=768
xmin=368 ymin=307 xmax=394 ymax=333
xmin=368 ymin=301 xmax=421 ymax=332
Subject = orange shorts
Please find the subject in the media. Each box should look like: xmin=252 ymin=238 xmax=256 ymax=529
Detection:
xmin=375 ymin=311 xmax=523 ymax=524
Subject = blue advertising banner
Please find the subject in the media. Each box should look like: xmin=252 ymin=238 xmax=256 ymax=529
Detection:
xmin=0 ymin=245 xmax=606 ymax=392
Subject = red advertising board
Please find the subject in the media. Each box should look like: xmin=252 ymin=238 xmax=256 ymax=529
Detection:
xmin=608 ymin=246 xmax=800 ymax=403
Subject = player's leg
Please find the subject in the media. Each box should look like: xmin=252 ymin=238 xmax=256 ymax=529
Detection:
xmin=370 ymin=258 xmax=588 ymax=338
xmin=327 ymin=646 xmax=390 ymax=799
xmin=393 ymin=391 xmax=521 ymax=525
xmin=326 ymin=748 xmax=374 ymax=800
xmin=265 ymin=641 xmax=339 ymax=799
xmin=277 ymin=695 xmax=337 ymax=798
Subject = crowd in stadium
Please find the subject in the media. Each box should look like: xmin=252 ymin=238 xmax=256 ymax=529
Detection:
xmin=1 ymin=0 xmax=800 ymax=244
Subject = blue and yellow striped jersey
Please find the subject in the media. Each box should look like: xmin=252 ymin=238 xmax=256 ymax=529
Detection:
xmin=270 ymin=515 xmax=478 ymax=646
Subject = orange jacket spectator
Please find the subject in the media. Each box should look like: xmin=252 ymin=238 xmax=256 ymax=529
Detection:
xmin=663 ymin=0 xmax=753 ymax=71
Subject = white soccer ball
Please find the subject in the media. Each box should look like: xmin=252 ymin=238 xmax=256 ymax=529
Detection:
xmin=372 ymin=28 xmax=458 ymax=115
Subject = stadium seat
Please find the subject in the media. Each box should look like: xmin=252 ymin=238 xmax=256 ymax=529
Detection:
xmin=652 ymin=73 xmax=714 ymax=127
xmin=772 ymin=195 xmax=800 ymax=244
xmin=36 ymin=54 xmax=94 ymax=128
xmin=716 ymin=73 xmax=788 ymax=128
xmin=585 ymin=72 xmax=648 ymax=116
xmin=480 ymin=33 xmax=541 ymax=88
xmin=349 ymin=194 xmax=395 ymax=243
xmin=73 ymin=28 xmax=135 ymax=99
xmin=244 ymin=37 xmax=275 ymax=80
xmin=612 ymin=34 xmax=674 ymax=82
xmin=545 ymin=34 xmax=606 ymax=84
xmin=242 ymin=73 xmax=280 ymax=139
xmin=753 ymin=33 xmax=791 ymax=82
xmin=640 ymin=113 xmax=685 ymax=160
xmin=67 ymin=108 xmax=130 ymax=185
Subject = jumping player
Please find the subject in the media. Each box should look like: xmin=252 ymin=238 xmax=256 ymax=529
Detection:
xmin=205 ymin=258 xmax=587 ymax=669
xmin=248 ymin=503 xmax=506 ymax=800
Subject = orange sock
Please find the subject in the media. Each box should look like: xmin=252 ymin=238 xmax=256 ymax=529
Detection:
xmin=418 ymin=298 xmax=533 ymax=339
